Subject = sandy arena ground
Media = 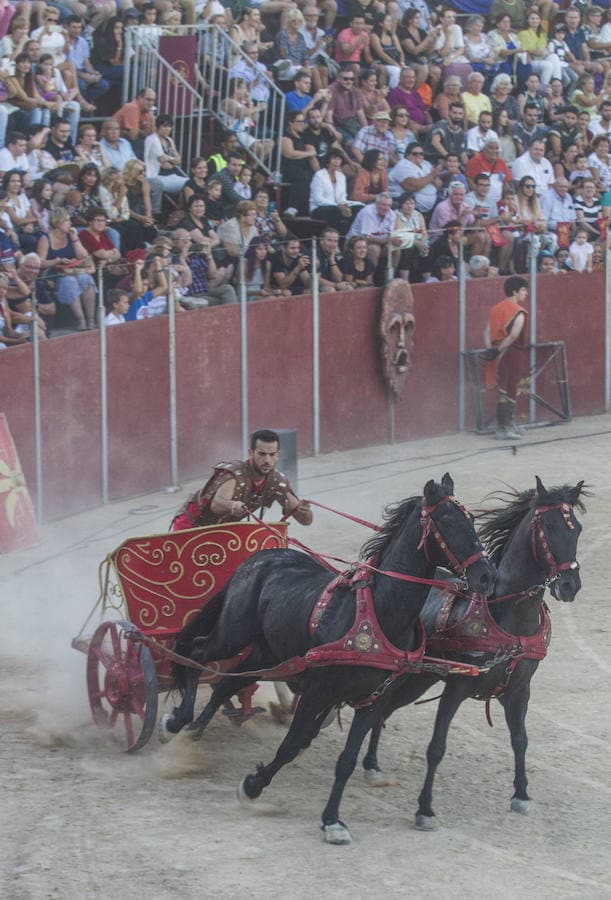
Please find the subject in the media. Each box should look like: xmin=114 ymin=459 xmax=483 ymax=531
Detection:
xmin=1 ymin=416 xmax=610 ymax=900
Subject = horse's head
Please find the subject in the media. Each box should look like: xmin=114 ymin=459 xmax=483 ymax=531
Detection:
xmin=533 ymin=476 xmax=585 ymax=603
xmin=421 ymin=473 xmax=496 ymax=597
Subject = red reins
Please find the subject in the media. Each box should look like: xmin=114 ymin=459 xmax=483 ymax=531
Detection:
xmin=251 ymin=493 xmax=487 ymax=594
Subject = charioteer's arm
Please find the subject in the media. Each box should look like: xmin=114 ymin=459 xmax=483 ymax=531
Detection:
xmin=210 ymin=478 xmax=249 ymax=518
xmin=284 ymin=492 xmax=313 ymax=526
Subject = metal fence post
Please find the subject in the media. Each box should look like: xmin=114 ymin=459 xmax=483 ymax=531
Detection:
xmin=529 ymin=236 xmax=539 ymax=424
xmin=31 ymin=280 xmax=42 ymax=523
xmin=386 ymin=237 xmax=393 ymax=284
xmin=98 ymin=266 xmax=108 ymax=504
xmin=311 ymin=237 xmax=320 ymax=455
xmin=458 ymin=238 xmax=466 ymax=431
xmin=239 ymin=255 xmax=249 ymax=458
xmin=606 ymin=241 xmax=611 ymax=412
xmin=167 ymin=267 xmax=179 ymax=490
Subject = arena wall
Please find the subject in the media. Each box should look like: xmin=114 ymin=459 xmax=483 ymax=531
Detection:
xmin=2 ymin=272 xmax=605 ymax=521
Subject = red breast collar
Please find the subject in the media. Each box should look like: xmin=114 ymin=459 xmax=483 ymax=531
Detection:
xmin=428 ymin=592 xmax=551 ymax=661
xmin=306 ymin=568 xmax=425 ymax=673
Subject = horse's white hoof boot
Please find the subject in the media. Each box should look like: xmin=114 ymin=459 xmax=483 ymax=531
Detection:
xmin=363 ymin=768 xmax=385 ymax=787
xmin=415 ymin=814 xmax=437 ymax=831
xmin=237 ymin=777 xmax=256 ymax=804
xmin=322 ymin=822 xmax=352 ymax=845
xmin=158 ymin=713 xmax=176 ymax=744
xmin=510 ymin=798 xmax=530 ymax=815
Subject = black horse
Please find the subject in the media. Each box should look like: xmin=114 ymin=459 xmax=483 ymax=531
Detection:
xmin=344 ymin=476 xmax=585 ymax=833
xmin=162 ymin=474 xmax=495 ymax=842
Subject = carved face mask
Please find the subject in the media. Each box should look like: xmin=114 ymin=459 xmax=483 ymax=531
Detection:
xmin=379 ymin=279 xmax=416 ymax=398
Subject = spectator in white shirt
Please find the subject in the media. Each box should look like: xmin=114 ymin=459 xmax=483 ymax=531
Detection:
xmin=388 ymin=142 xmax=442 ymax=212
xmin=104 ymin=289 xmax=129 ymax=326
xmin=466 ymin=111 xmax=498 ymax=154
xmin=511 ymin=139 xmax=555 ymax=195
xmin=346 ymin=192 xmax=395 ymax=270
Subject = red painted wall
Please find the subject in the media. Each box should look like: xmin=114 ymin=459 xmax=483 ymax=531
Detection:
xmin=1 ymin=272 xmax=605 ymax=520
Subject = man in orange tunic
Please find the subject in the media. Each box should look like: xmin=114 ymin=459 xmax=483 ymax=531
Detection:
xmin=484 ymin=276 xmax=528 ymax=440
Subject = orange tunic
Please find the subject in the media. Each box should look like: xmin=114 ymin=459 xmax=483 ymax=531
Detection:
xmin=485 ymin=298 xmax=528 ymax=396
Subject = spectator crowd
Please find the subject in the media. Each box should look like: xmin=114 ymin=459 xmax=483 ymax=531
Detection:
xmin=1 ymin=0 xmax=610 ymax=347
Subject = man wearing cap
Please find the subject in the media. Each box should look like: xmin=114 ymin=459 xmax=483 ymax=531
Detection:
xmin=465 ymin=136 xmax=511 ymax=204
xmin=351 ymin=111 xmax=397 ymax=165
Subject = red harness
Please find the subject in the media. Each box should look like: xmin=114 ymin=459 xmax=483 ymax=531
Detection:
xmin=428 ymin=592 xmax=551 ymax=663
xmin=423 ymin=500 xmax=578 ymax=716
xmin=306 ymin=567 xmax=426 ymax=672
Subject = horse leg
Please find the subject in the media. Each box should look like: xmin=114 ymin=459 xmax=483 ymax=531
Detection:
xmin=362 ymin=675 xmax=439 ymax=786
xmin=158 ymin=666 xmax=200 ymax=742
xmin=187 ymin=676 xmax=259 ymax=739
xmin=320 ymin=705 xmax=381 ymax=844
xmin=362 ymin=715 xmax=386 ymax=785
xmin=500 ymin=681 xmax=532 ymax=814
xmin=415 ymin=679 xmax=472 ymax=830
xmin=237 ymin=689 xmax=326 ymax=804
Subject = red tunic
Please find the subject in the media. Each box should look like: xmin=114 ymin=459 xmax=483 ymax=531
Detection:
xmin=485 ymin=298 xmax=528 ymax=400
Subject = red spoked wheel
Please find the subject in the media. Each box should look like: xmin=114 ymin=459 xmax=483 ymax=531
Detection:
xmin=87 ymin=620 xmax=158 ymax=753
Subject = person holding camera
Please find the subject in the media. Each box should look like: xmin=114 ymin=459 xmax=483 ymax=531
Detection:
xmin=171 ymin=229 xmax=237 ymax=308
xmin=269 ymin=239 xmax=311 ymax=295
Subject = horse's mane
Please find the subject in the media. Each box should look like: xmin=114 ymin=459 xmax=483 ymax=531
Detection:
xmin=360 ymin=496 xmax=421 ymax=561
xmin=477 ymin=484 xmax=587 ymax=566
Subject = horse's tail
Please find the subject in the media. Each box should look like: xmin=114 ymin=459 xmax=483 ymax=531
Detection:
xmin=170 ymin=587 xmax=227 ymax=696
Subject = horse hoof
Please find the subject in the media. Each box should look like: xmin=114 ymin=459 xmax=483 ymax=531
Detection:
xmin=186 ymin=723 xmax=204 ymax=741
xmin=237 ymin=776 xmax=258 ymax=804
xmin=363 ymin=768 xmax=386 ymax=787
xmin=414 ymin=814 xmax=437 ymax=831
xmin=322 ymin=822 xmax=352 ymax=845
xmin=510 ymin=798 xmax=530 ymax=815
xmin=158 ymin=713 xmax=176 ymax=744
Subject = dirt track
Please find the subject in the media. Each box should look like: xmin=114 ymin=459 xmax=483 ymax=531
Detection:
xmin=1 ymin=417 xmax=610 ymax=900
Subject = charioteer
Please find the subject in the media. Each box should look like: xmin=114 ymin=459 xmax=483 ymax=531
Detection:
xmin=170 ymin=428 xmax=313 ymax=530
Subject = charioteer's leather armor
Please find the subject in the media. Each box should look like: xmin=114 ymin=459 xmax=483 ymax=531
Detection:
xmin=172 ymin=460 xmax=305 ymax=528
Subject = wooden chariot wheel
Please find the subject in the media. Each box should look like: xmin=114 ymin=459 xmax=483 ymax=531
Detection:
xmin=87 ymin=620 xmax=158 ymax=752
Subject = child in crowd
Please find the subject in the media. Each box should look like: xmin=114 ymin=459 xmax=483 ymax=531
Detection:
xmin=537 ymin=250 xmax=557 ymax=273
xmin=569 ymin=154 xmax=593 ymax=182
xmin=568 ymin=226 xmax=594 ymax=272
xmin=104 ymin=289 xmax=129 ymax=325
xmin=205 ymin=179 xmax=225 ymax=227
xmin=234 ymin=164 xmax=253 ymax=200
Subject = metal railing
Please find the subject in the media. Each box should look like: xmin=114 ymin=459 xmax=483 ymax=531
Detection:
xmin=123 ymin=24 xmax=285 ymax=177
xmin=20 ymin=234 xmax=598 ymax=522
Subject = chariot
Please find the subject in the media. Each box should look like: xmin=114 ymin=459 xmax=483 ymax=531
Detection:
xmin=72 ymin=521 xmax=288 ymax=752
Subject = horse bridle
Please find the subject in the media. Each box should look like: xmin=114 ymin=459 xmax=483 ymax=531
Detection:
xmin=532 ymin=502 xmax=580 ymax=581
xmin=419 ymin=496 xmax=488 ymax=575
